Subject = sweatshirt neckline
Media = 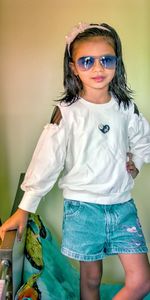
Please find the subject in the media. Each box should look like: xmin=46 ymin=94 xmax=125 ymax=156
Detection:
xmin=79 ymin=95 xmax=115 ymax=109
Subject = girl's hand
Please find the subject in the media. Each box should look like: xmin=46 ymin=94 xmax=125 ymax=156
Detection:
xmin=126 ymin=152 xmax=139 ymax=179
xmin=0 ymin=208 xmax=29 ymax=242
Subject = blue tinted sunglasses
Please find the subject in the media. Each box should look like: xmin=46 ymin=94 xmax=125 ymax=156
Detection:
xmin=76 ymin=55 xmax=117 ymax=70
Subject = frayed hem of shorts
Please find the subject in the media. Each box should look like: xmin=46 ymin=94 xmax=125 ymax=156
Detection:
xmin=61 ymin=247 xmax=105 ymax=261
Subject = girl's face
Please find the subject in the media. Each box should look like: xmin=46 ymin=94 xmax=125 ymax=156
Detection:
xmin=70 ymin=36 xmax=116 ymax=98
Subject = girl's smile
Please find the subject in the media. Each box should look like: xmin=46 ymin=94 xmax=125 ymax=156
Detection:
xmin=91 ymin=75 xmax=106 ymax=82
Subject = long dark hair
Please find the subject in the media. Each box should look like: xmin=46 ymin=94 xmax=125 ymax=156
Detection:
xmin=59 ymin=23 xmax=133 ymax=108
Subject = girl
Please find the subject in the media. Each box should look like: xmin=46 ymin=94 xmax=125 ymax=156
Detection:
xmin=0 ymin=22 xmax=150 ymax=300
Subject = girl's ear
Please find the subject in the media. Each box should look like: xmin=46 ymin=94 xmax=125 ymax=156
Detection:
xmin=69 ymin=62 xmax=78 ymax=76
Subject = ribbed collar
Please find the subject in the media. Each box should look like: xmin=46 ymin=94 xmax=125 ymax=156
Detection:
xmin=79 ymin=94 xmax=116 ymax=109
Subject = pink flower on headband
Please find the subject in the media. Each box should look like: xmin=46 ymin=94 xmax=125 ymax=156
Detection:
xmin=65 ymin=22 xmax=110 ymax=53
xmin=65 ymin=23 xmax=91 ymax=45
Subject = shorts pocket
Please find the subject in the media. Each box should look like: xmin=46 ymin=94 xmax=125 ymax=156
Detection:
xmin=126 ymin=199 xmax=137 ymax=214
xmin=64 ymin=200 xmax=81 ymax=217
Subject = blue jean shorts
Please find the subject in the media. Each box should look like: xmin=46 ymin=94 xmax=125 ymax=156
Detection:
xmin=61 ymin=199 xmax=148 ymax=261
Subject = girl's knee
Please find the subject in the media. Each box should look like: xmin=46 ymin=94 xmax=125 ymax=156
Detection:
xmin=112 ymin=278 xmax=150 ymax=300
xmin=82 ymin=268 xmax=102 ymax=289
xmin=126 ymin=276 xmax=150 ymax=297
xmin=86 ymin=274 xmax=101 ymax=289
xmin=80 ymin=261 xmax=102 ymax=290
xmin=138 ymin=277 xmax=150 ymax=295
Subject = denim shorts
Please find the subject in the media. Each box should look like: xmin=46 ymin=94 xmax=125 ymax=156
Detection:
xmin=61 ymin=199 xmax=148 ymax=261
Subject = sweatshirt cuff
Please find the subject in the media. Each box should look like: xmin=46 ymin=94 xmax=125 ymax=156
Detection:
xmin=18 ymin=192 xmax=41 ymax=213
xmin=132 ymin=156 xmax=144 ymax=171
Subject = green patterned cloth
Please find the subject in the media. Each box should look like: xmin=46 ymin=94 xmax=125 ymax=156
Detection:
xmin=15 ymin=214 xmax=79 ymax=299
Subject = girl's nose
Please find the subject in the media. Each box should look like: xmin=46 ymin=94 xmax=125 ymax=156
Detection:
xmin=93 ymin=58 xmax=104 ymax=71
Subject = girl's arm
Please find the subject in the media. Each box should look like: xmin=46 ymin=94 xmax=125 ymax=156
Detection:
xmin=0 ymin=107 xmax=67 ymax=241
xmin=128 ymin=103 xmax=150 ymax=171
xmin=19 ymin=106 xmax=67 ymax=213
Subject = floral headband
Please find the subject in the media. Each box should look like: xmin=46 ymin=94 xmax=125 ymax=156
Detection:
xmin=65 ymin=22 xmax=110 ymax=54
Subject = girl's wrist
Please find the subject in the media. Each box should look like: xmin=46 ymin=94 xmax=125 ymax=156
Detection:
xmin=18 ymin=208 xmax=29 ymax=215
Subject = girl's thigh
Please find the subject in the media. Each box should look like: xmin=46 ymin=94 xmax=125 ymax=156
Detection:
xmin=118 ymin=253 xmax=150 ymax=283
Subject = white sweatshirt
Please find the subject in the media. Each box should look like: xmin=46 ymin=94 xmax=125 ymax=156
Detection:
xmin=19 ymin=95 xmax=150 ymax=213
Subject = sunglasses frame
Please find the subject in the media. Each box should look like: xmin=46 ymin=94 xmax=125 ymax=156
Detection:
xmin=76 ymin=55 xmax=117 ymax=71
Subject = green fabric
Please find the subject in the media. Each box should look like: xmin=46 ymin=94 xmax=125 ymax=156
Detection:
xmin=16 ymin=214 xmax=79 ymax=299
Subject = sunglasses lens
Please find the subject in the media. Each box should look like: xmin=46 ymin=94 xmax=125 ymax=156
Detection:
xmin=76 ymin=55 xmax=117 ymax=70
xmin=77 ymin=56 xmax=95 ymax=70
xmin=101 ymin=56 xmax=117 ymax=69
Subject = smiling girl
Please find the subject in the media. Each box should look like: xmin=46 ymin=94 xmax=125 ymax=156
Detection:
xmin=0 ymin=23 xmax=150 ymax=300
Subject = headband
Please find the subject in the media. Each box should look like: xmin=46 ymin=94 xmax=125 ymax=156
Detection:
xmin=65 ymin=22 xmax=110 ymax=54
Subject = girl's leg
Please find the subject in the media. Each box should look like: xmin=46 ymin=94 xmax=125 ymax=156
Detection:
xmin=80 ymin=260 xmax=103 ymax=300
xmin=113 ymin=253 xmax=150 ymax=300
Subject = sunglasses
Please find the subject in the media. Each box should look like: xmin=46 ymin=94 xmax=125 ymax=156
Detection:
xmin=76 ymin=55 xmax=117 ymax=70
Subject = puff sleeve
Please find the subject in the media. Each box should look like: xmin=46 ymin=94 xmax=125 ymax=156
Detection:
xmin=19 ymin=117 xmax=68 ymax=213
xmin=128 ymin=103 xmax=150 ymax=171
